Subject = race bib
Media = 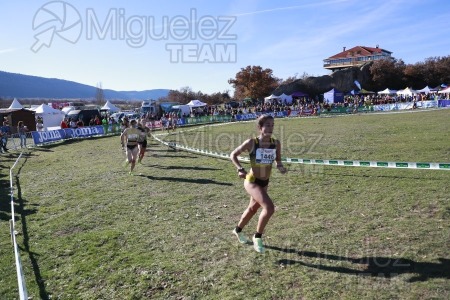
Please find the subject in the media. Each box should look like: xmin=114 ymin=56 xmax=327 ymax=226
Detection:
xmin=128 ymin=133 xmax=139 ymax=142
xmin=255 ymin=148 xmax=276 ymax=164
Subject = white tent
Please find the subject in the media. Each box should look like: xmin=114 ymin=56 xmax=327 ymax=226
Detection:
xmin=101 ymin=100 xmax=120 ymax=112
xmin=264 ymin=94 xmax=280 ymax=100
xmin=416 ymin=86 xmax=431 ymax=94
xmin=186 ymin=99 xmax=207 ymax=107
xmin=8 ymin=98 xmax=23 ymax=109
xmin=279 ymin=93 xmax=293 ymax=104
xmin=378 ymin=88 xmax=397 ymax=95
xmin=264 ymin=94 xmax=281 ymax=104
xmin=396 ymin=87 xmax=417 ymax=96
xmin=438 ymin=86 xmax=450 ymax=94
xmin=34 ymin=104 xmax=66 ymax=130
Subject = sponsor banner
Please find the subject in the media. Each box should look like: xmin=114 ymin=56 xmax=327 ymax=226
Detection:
xmin=211 ymin=115 xmax=233 ymax=122
xmin=373 ymin=102 xmax=414 ymax=111
xmin=32 ymin=129 xmax=66 ymax=145
xmin=289 ymin=109 xmax=314 ymax=117
xmin=326 ymin=105 xmax=376 ymax=113
xmin=234 ymin=111 xmax=287 ymax=121
xmin=145 ymin=121 xmax=163 ymax=129
xmin=416 ymin=100 xmax=438 ymax=108
xmin=64 ymin=126 xmax=104 ymax=138
xmin=177 ymin=118 xmax=187 ymax=126
xmin=274 ymin=111 xmax=288 ymax=117
xmin=321 ymin=107 xmax=353 ymax=114
xmin=186 ymin=116 xmax=206 ymax=124
xmin=234 ymin=113 xmax=256 ymax=121
xmin=145 ymin=115 xmax=238 ymax=127
xmin=373 ymin=104 xmax=389 ymax=111
xmin=437 ymin=100 xmax=450 ymax=107
xmin=102 ymin=124 xmax=121 ymax=134
xmin=183 ymin=115 xmax=233 ymax=124
xmin=358 ymin=105 xmax=374 ymax=112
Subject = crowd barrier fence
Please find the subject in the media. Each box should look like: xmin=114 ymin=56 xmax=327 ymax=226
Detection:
xmin=8 ymin=153 xmax=28 ymax=300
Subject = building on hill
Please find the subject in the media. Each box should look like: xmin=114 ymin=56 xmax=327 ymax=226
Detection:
xmin=323 ymin=45 xmax=393 ymax=72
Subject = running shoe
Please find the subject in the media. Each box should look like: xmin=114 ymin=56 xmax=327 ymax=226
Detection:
xmin=232 ymin=228 xmax=250 ymax=244
xmin=252 ymin=236 xmax=265 ymax=253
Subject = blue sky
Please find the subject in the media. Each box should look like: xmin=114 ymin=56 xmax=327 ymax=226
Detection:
xmin=1 ymin=0 xmax=450 ymax=95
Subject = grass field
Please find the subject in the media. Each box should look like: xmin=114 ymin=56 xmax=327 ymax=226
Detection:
xmin=1 ymin=109 xmax=449 ymax=299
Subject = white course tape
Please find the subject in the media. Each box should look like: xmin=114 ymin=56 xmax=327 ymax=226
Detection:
xmin=152 ymin=134 xmax=450 ymax=170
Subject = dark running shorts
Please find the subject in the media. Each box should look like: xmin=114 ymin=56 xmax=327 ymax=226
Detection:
xmin=138 ymin=140 xmax=147 ymax=148
xmin=245 ymin=173 xmax=269 ymax=187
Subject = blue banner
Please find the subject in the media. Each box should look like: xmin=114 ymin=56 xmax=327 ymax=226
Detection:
xmin=176 ymin=118 xmax=187 ymax=126
xmin=416 ymin=100 xmax=438 ymax=108
xmin=438 ymin=100 xmax=450 ymax=107
xmin=234 ymin=111 xmax=287 ymax=121
xmin=32 ymin=129 xmax=66 ymax=145
xmin=64 ymin=126 xmax=104 ymax=138
xmin=235 ymin=113 xmax=258 ymax=121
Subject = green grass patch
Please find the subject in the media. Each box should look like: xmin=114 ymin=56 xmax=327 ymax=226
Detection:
xmin=1 ymin=109 xmax=449 ymax=299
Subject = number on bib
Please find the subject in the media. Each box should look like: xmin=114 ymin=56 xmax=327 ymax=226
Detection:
xmin=255 ymin=148 xmax=276 ymax=164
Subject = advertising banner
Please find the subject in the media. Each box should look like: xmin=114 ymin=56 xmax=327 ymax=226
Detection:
xmin=438 ymin=100 xmax=450 ymax=107
xmin=234 ymin=111 xmax=287 ymax=121
xmin=64 ymin=126 xmax=104 ymax=139
xmin=31 ymin=129 xmax=66 ymax=145
xmin=373 ymin=102 xmax=413 ymax=111
xmin=321 ymin=107 xmax=352 ymax=114
xmin=416 ymin=100 xmax=438 ymax=108
xmin=235 ymin=113 xmax=258 ymax=121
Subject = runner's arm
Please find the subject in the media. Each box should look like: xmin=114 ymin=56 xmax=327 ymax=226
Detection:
xmin=230 ymin=139 xmax=253 ymax=172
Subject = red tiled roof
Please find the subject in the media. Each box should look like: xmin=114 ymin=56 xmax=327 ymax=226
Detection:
xmin=327 ymin=46 xmax=392 ymax=59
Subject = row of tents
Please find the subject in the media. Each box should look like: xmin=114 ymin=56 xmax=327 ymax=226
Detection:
xmin=7 ymin=98 xmax=121 ymax=113
xmin=265 ymin=85 xmax=450 ymax=104
xmin=377 ymin=85 xmax=450 ymax=95
xmin=325 ymin=86 xmax=450 ymax=103
xmin=1 ymin=98 xmax=210 ymax=131
xmin=1 ymin=99 xmax=122 ymax=132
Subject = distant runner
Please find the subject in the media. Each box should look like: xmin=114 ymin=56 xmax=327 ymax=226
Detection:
xmin=121 ymin=119 xmax=140 ymax=175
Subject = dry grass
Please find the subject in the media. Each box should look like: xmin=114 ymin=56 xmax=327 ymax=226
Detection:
xmin=0 ymin=109 xmax=449 ymax=299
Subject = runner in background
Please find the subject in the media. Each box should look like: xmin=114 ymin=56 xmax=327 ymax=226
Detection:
xmin=137 ymin=119 xmax=150 ymax=164
xmin=171 ymin=112 xmax=178 ymax=133
xmin=120 ymin=119 xmax=140 ymax=175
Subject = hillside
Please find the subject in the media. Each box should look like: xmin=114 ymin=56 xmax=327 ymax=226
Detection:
xmin=0 ymin=70 xmax=170 ymax=100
